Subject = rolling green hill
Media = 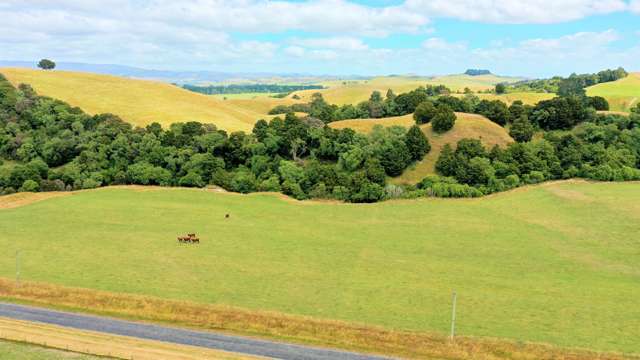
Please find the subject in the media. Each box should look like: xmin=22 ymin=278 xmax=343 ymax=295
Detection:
xmin=1 ymin=182 xmax=639 ymax=354
xmin=587 ymin=73 xmax=640 ymax=112
xmin=0 ymin=68 xmax=296 ymax=132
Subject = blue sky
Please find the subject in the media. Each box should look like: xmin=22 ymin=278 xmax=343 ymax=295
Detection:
xmin=1 ymin=1 xmax=639 ymax=77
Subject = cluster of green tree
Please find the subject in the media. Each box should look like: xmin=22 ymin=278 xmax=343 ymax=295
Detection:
xmin=428 ymin=113 xmax=640 ymax=196
xmin=0 ymin=75 xmax=431 ymax=203
xmin=411 ymin=90 xmax=608 ymax=137
xmin=182 ymin=84 xmax=324 ymax=95
xmin=464 ymin=69 xmax=491 ymax=76
xmin=270 ymin=82 xmax=609 ymax=136
xmin=506 ymin=68 xmax=627 ymax=95
xmin=269 ymin=85 xmax=451 ymax=122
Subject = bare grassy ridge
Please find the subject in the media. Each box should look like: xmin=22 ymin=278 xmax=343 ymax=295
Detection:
xmin=0 ymin=278 xmax=635 ymax=360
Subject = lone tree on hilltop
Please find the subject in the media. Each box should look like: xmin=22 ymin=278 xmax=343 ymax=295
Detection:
xmin=495 ymin=83 xmax=506 ymax=94
xmin=37 ymin=59 xmax=56 ymax=70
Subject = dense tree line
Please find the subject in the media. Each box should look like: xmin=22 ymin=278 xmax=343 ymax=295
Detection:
xmin=269 ymin=85 xmax=452 ymax=122
xmin=0 ymin=75 xmax=431 ymax=203
xmin=1 ymin=70 xmax=636 ymax=203
xmin=427 ymin=113 xmax=640 ymax=197
xmin=182 ymin=84 xmax=324 ymax=95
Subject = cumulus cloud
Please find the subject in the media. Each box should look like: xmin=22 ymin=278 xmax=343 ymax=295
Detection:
xmin=296 ymin=30 xmax=633 ymax=76
xmin=1 ymin=0 xmax=428 ymax=37
xmin=0 ymin=1 xmax=638 ymax=74
xmin=290 ymin=37 xmax=369 ymax=51
xmin=284 ymin=46 xmax=306 ymax=58
xmin=405 ymin=0 xmax=629 ymax=24
xmin=422 ymin=37 xmax=467 ymax=51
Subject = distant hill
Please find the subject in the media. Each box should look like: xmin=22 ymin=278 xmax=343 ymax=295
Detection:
xmin=465 ymin=69 xmax=492 ymax=76
xmin=0 ymin=60 xmax=367 ymax=85
xmin=0 ymin=67 xmax=298 ymax=132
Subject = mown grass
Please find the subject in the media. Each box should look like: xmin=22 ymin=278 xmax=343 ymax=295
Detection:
xmin=0 ymin=182 xmax=639 ymax=355
xmin=0 ymin=68 xmax=289 ymax=132
xmin=329 ymin=113 xmax=514 ymax=182
xmin=587 ymin=73 xmax=640 ymax=112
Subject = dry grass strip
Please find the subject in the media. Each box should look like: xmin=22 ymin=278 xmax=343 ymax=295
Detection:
xmin=0 ymin=317 xmax=259 ymax=360
xmin=0 ymin=192 xmax=71 ymax=210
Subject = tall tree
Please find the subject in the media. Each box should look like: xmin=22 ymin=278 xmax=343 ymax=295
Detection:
xmin=431 ymin=106 xmax=456 ymax=133
xmin=509 ymin=116 xmax=535 ymax=143
xmin=405 ymin=125 xmax=430 ymax=161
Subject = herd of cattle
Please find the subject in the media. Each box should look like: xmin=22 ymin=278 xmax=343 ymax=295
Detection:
xmin=177 ymin=233 xmax=200 ymax=244
xmin=177 ymin=214 xmax=230 ymax=244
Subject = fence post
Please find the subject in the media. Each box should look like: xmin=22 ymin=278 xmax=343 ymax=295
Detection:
xmin=15 ymin=250 xmax=21 ymax=286
xmin=450 ymin=291 xmax=457 ymax=341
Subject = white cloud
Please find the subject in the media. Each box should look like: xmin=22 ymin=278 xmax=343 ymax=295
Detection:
xmin=308 ymin=50 xmax=339 ymax=61
xmin=0 ymin=0 xmax=427 ymax=37
xmin=405 ymin=0 xmax=629 ymax=24
xmin=519 ymin=30 xmax=619 ymax=52
xmin=0 ymin=2 xmax=638 ymax=74
xmin=291 ymin=37 xmax=369 ymax=51
xmin=469 ymin=30 xmax=627 ymax=75
xmin=284 ymin=46 xmax=306 ymax=58
xmin=422 ymin=37 xmax=467 ymax=51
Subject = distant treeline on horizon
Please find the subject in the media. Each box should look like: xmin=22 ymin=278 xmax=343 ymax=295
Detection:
xmin=182 ymin=83 xmax=324 ymax=95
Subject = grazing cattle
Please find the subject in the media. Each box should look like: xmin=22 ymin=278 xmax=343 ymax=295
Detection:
xmin=178 ymin=233 xmax=199 ymax=244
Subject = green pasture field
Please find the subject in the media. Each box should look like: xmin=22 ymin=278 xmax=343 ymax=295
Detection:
xmin=0 ymin=182 xmax=639 ymax=354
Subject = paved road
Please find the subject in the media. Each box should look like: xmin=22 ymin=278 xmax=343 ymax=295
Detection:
xmin=0 ymin=302 xmax=392 ymax=360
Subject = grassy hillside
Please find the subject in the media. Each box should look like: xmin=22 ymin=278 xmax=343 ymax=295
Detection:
xmin=291 ymin=74 xmax=521 ymax=105
xmin=329 ymin=113 xmax=514 ymax=182
xmin=0 ymin=68 xmax=293 ymax=132
xmin=587 ymin=73 xmax=640 ymax=112
xmin=1 ymin=182 xmax=639 ymax=354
